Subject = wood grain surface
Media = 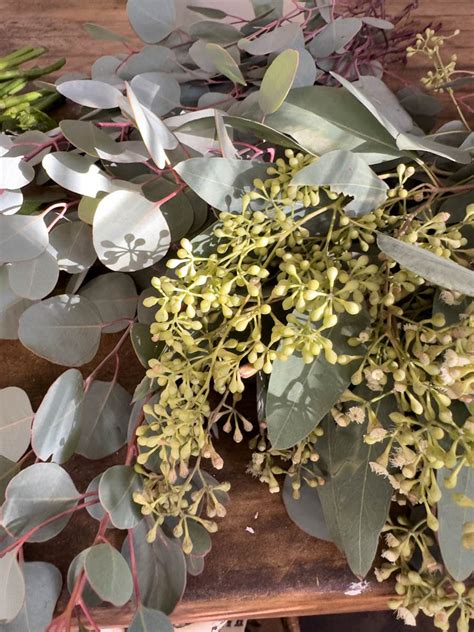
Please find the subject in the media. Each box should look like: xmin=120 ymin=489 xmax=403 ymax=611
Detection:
xmin=0 ymin=0 xmax=473 ymax=627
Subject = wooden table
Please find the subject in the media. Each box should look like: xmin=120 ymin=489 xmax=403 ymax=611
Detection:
xmin=1 ymin=1 xmax=473 ymax=627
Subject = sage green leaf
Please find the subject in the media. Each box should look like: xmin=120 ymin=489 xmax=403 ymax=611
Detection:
xmin=309 ymin=18 xmax=362 ymax=58
xmin=175 ymin=157 xmax=271 ymax=212
xmin=215 ymin=111 xmax=237 ymax=159
xmin=251 ymin=0 xmax=282 ymax=19
xmin=223 ymin=115 xmax=302 ymax=151
xmin=31 ymin=369 xmax=84 ymax=464
xmin=183 ymin=521 xmax=212 ymax=557
xmin=0 ymin=457 xmax=19 ymax=505
xmin=128 ymin=606 xmax=173 ymax=632
xmin=79 ymin=272 xmax=138 ymax=333
xmin=1 ymin=562 xmax=62 ymax=632
xmin=127 ymin=0 xmax=176 ymax=44
xmin=204 ymin=44 xmax=246 ymax=86
xmin=78 ymin=196 xmax=101 ymax=225
xmin=84 ymin=22 xmax=130 ymax=42
xmin=49 ymin=221 xmax=96 ymax=274
xmin=377 ymin=232 xmax=474 ymax=297
xmin=118 ymin=46 xmax=178 ymax=80
xmin=131 ymin=323 xmax=164 ymax=368
xmin=0 ymin=215 xmax=48 ymax=264
xmin=292 ymin=150 xmax=388 ymax=216
xmin=362 ymin=16 xmax=394 ymax=29
xmin=127 ymin=85 xmax=177 ymax=169
xmin=142 ymin=177 xmax=194 ymax=241
xmin=187 ymin=5 xmax=227 ymax=19
xmin=266 ymin=311 xmax=368 ymax=449
xmin=0 ymin=157 xmax=35 ymax=190
xmin=396 ymin=132 xmax=471 ymax=164
xmin=244 ymin=86 xmax=398 ymax=156
xmin=18 ymin=295 xmax=102 ymax=367
xmin=91 ymin=55 xmax=123 ymax=86
xmin=283 ymin=474 xmax=331 ymax=541
xmin=259 ymin=49 xmax=299 ymax=115
xmin=0 ymin=267 xmax=34 ymax=340
xmin=93 ymin=190 xmax=171 ymax=272
xmin=1 ymin=463 xmax=79 ymax=542
xmin=42 ymin=152 xmax=123 ymax=198
xmin=56 ymin=80 xmax=123 ymax=109
xmin=331 ymin=73 xmax=413 ymax=137
xmin=98 ymin=465 xmax=142 ymax=529
xmin=186 ymin=553 xmax=205 ymax=576
xmin=0 ymin=386 xmax=33 ymax=462
xmin=316 ymin=0 xmax=332 ymax=22
xmin=0 ymin=551 xmax=25 ymax=624
xmin=85 ymin=543 xmax=133 ymax=607
xmin=0 ymin=189 xmax=23 ymax=215
xmin=7 ymin=249 xmax=59 ymax=301
xmin=130 ymin=72 xmax=181 ymax=116
xmin=317 ymin=417 xmax=392 ymax=577
xmin=84 ymin=474 xmax=107 ymax=522
xmin=438 ymin=466 xmax=474 ymax=581
xmin=76 ymin=380 xmax=131 ymax=459
xmin=123 ymin=522 xmax=186 ymax=613
xmin=293 ymin=49 xmax=317 ymax=88
xmin=67 ymin=550 xmax=102 ymax=607
xmin=238 ymin=22 xmax=303 ymax=55
xmin=189 ymin=21 xmax=241 ymax=45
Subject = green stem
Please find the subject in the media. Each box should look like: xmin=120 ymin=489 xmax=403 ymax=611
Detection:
xmin=0 ymin=46 xmax=48 ymax=70
xmin=0 ymin=57 xmax=65 ymax=81
xmin=0 ymin=90 xmax=44 ymax=110
xmin=0 ymin=78 xmax=27 ymax=98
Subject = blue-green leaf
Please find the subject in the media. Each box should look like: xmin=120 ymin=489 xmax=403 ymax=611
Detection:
xmin=85 ymin=543 xmax=133 ymax=607
xmin=259 ymin=49 xmax=299 ymax=115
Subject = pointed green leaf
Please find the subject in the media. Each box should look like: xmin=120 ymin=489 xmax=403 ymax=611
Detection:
xmin=1 ymin=463 xmax=79 ymax=542
xmin=377 ymin=232 xmax=474 ymax=297
xmin=259 ymin=49 xmax=299 ymax=115
xmin=18 ymin=295 xmax=102 ymax=367
xmin=189 ymin=21 xmax=241 ymax=45
xmin=84 ymin=22 xmax=130 ymax=42
xmin=396 ymin=132 xmax=471 ymax=164
xmin=0 ymin=387 xmax=33 ymax=462
xmin=317 ymin=417 xmax=392 ymax=577
xmin=76 ymin=380 xmax=131 ymax=459
xmin=56 ymin=80 xmax=123 ymax=109
xmin=438 ymin=465 xmax=474 ymax=581
xmin=309 ymin=18 xmax=362 ymax=58
xmin=238 ymin=23 xmax=303 ymax=55
xmin=85 ymin=543 xmax=133 ymax=607
xmin=31 ymin=369 xmax=84 ymax=464
xmin=204 ymin=44 xmax=246 ymax=86
xmin=98 ymin=465 xmax=142 ymax=529
xmin=292 ymin=150 xmax=388 ymax=216
xmin=266 ymin=311 xmax=368 ymax=449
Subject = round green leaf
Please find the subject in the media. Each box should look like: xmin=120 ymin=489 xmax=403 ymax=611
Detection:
xmin=130 ymin=322 xmax=164 ymax=368
xmin=185 ymin=553 xmax=205 ymax=577
xmin=0 ymin=157 xmax=35 ymax=189
xmin=130 ymin=72 xmax=181 ymax=116
xmin=42 ymin=152 xmax=122 ymax=198
xmin=259 ymin=49 xmax=299 ymax=115
xmin=137 ymin=288 xmax=156 ymax=324
xmin=0 ymin=266 xmax=34 ymax=340
xmin=67 ymin=549 xmax=103 ymax=607
xmin=142 ymin=178 xmax=194 ymax=242
xmin=76 ymin=380 xmax=131 ymax=459
xmin=8 ymin=248 xmax=59 ymax=300
xmin=283 ymin=474 xmax=331 ymax=540
xmin=49 ymin=221 xmax=96 ymax=274
xmin=0 ymin=551 xmax=25 ymax=624
xmin=239 ymin=22 xmax=303 ymax=55
xmin=189 ymin=21 xmax=241 ymax=45
xmin=1 ymin=463 xmax=79 ymax=542
xmin=0 ymin=214 xmax=48 ymax=264
xmin=93 ymin=190 xmax=171 ymax=272
xmin=18 ymin=295 xmax=102 ymax=367
xmin=127 ymin=0 xmax=176 ymax=44
xmin=98 ymin=465 xmax=142 ymax=529
xmin=128 ymin=606 xmax=173 ymax=632
xmin=0 ymin=386 xmax=33 ymax=462
xmin=1 ymin=562 xmax=62 ymax=632
xmin=79 ymin=272 xmax=138 ymax=333
xmin=85 ymin=543 xmax=133 ymax=607
xmin=0 ymin=457 xmax=19 ymax=505
xmin=78 ymin=196 xmax=101 ymax=225
xmin=0 ymin=189 xmax=23 ymax=215
xmin=309 ymin=17 xmax=362 ymax=58
xmin=31 ymin=369 xmax=84 ymax=464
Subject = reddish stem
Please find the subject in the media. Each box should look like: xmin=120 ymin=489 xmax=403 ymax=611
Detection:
xmin=128 ymin=530 xmax=142 ymax=607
